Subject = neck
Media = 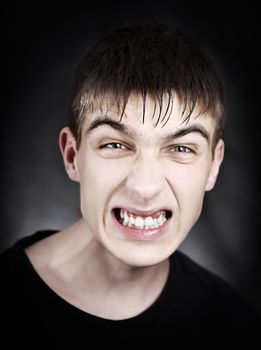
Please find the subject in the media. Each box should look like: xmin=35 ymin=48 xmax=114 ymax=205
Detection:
xmin=26 ymin=219 xmax=170 ymax=320
xmin=53 ymin=218 xmax=167 ymax=282
xmin=86 ymin=238 xmax=169 ymax=288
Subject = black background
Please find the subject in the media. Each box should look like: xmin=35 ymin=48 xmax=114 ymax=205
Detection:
xmin=1 ymin=1 xmax=260 ymax=312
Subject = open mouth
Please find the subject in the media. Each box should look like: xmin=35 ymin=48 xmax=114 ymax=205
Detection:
xmin=113 ymin=208 xmax=172 ymax=230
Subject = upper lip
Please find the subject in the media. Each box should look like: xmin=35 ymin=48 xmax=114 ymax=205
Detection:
xmin=114 ymin=207 xmax=172 ymax=217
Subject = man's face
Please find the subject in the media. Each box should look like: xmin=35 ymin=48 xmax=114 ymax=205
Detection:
xmin=70 ymin=94 xmax=224 ymax=266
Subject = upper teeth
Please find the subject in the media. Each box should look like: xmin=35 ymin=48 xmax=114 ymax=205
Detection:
xmin=120 ymin=209 xmax=167 ymax=229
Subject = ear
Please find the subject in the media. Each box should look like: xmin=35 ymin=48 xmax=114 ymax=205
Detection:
xmin=59 ymin=127 xmax=80 ymax=182
xmin=205 ymin=139 xmax=225 ymax=191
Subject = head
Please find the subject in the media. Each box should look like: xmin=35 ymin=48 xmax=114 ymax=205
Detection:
xmin=60 ymin=20 xmax=225 ymax=266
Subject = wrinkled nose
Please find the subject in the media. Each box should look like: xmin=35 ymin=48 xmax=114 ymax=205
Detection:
xmin=125 ymin=157 xmax=165 ymax=202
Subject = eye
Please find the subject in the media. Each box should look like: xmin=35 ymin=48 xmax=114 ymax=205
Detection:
xmin=171 ymin=145 xmax=194 ymax=153
xmin=100 ymin=142 xmax=127 ymax=150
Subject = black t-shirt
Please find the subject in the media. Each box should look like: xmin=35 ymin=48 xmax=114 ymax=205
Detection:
xmin=1 ymin=230 xmax=260 ymax=346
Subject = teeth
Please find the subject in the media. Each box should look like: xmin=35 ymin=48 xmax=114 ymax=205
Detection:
xmin=123 ymin=215 xmax=129 ymax=226
xmin=119 ymin=209 xmax=167 ymax=229
xmin=135 ymin=216 xmax=144 ymax=229
xmin=128 ymin=216 xmax=135 ymax=227
xmin=144 ymin=216 xmax=153 ymax=227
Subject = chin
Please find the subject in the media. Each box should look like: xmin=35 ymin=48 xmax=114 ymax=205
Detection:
xmin=104 ymin=235 xmax=177 ymax=267
xmin=99 ymin=210 xmax=181 ymax=266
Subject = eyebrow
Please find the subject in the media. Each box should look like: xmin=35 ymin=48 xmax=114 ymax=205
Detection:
xmin=163 ymin=125 xmax=210 ymax=143
xmin=86 ymin=117 xmax=135 ymax=138
xmin=85 ymin=116 xmax=210 ymax=143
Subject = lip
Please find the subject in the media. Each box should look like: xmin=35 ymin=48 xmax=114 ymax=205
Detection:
xmin=115 ymin=207 xmax=172 ymax=217
xmin=111 ymin=209 xmax=171 ymax=241
xmin=117 ymin=208 xmax=167 ymax=217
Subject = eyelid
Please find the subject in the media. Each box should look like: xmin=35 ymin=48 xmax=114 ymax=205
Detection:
xmin=99 ymin=140 xmax=133 ymax=151
xmin=173 ymin=146 xmax=194 ymax=153
xmin=100 ymin=142 xmax=126 ymax=149
xmin=167 ymin=144 xmax=196 ymax=153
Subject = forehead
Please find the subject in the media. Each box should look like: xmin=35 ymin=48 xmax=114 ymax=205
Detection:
xmin=83 ymin=93 xmax=216 ymax=139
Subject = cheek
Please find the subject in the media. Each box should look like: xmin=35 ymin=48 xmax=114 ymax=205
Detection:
xmin=166 ymin=164 xmax=210 ymax=216
xmin=88 ymin=158 xmax=129 ymax=186
xmin=79 ymin=157 xmax=130 ymax=205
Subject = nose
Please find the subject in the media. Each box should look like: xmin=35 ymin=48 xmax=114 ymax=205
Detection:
xmin=125 ymin=156 xmax=165 ymax=202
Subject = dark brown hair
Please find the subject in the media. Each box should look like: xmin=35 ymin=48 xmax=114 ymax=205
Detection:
xmin=68 ymin=20 xmax=225 ymax=149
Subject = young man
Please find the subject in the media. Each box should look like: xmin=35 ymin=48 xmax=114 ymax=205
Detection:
xmin=1 ymin=20 xmax=259 ymax=344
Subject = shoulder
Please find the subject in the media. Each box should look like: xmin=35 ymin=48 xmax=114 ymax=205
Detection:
xmin=173 ymin=250 xmax=245 ymax=296
xmin=0 ymin=230 xmax=56 ymax=269
xmin=0 ymin=230 xmax=59 ymax=296
xmin=0 ymin=246 xmax=17 ymax=286
xmin=169 ymin=250 xmax=260 ymax=327
xmin=0 ymin=231 xmax=60 ymax=330
xmin=0 ymin=231 xmax=48 ymax=283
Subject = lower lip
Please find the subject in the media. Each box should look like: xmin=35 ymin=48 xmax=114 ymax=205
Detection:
xmin=111 ymin=211 xmax=171 ymax=241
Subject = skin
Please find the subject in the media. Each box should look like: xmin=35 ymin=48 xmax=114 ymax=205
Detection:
xmin=26 ymin=93 xmax=224 ymax=320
